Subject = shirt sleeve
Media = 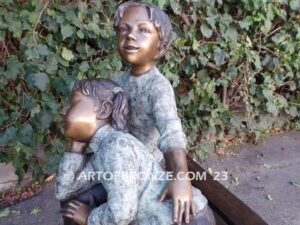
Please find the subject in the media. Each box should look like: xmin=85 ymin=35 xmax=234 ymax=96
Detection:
xmin=87 ymin=137 xmax=139 ymax=225
xmin=55 ymin=152 xmax=97 ymax=201
xmin=150 ymin=76 xmax=187 ymax=153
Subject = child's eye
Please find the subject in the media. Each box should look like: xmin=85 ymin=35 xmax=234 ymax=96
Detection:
xmin=118 ymin=27 xmax=127 ymax=33
xmin=140 ymin=28 xmax=150 ymax=33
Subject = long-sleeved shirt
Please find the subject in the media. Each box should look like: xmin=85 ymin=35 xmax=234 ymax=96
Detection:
xmin=118 ymin=66 xmax=187 ymax=162
xmin=55 ymin=124 xmax=207 ymax=225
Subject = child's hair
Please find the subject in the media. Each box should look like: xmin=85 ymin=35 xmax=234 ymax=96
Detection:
xmin=113 ymin=1 xmax=173 ymax=52
xmin=72 ymin=78 xmax=128 ymax=132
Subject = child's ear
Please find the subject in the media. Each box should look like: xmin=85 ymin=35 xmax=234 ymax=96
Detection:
xmin=97 ymin=102 xmax=112 ymax=120
xmin=154 ymin=42 xmax=167 ymax=60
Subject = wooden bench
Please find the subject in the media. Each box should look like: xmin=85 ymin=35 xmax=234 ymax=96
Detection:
xmin=187 ymin=156 xmax=268 ymax=225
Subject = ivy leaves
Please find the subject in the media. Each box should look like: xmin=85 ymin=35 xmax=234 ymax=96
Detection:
xmin=0 ymin=0 xmax=299 ymax=183
xmin=61 ymin=25 xmax=74 ymax=40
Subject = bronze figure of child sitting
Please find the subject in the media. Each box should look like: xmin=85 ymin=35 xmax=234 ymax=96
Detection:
xmin=56 ymin=78 xmax=215 ymax=225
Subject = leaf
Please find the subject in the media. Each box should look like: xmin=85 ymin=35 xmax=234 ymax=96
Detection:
xmin=30 ymin=104 xmax=41 ymax=117
xmin=61 ymin=24 xmax=74 ymax=40
xmin=266 ymin=102 xmax=278 ymax=116
xmin=271 ymin=32 xmax=286 ymax=44
xmin=77 ymin=29 xmax=85 ymax=39
xmin=45 ymin=53 xmax=58 ymax=74
xmin=33 ymin=73 xmax=49 ymax=91
xmin=232 ymin=177 xmax=239 ymax=183
xmin=30 ymin=207 xmax=41 ymax=216
xmin=266 ymin=194 xmax=273 ymax=201
xmin=40 ymin=111 xmax=52 ymax=131
xmin=263 ymin=163 xmax=271 ymax=168
xmin=156 ymin=0 xmax=167 ymax=9
xmin=62 ymin=47 xmax=74 ymax=61
xmin=79 ymin=61 xmax=89 ymax=72
xmin=11 ymin=210 xmax=20 ymax=216
xmin=25 ymin=47 xmax=40 ymax=60
xmin=290 ymin=0 xmax=300 ymax=10
xmin=170 ymin=0 xmax=181 ymax=14
xmin=230 ymin=116 xmax=240 ymax=128
xmin=0 ymin=126 xmax=17 ymax=145
xmin=200 ymin=23 xmax=213 ymax=38
xmin=290 ymin=182 xmax=300 ymax=187
xmin=4 ymin=55 xmax=22 ymax=81
xmin=38 ymin=45 xmax=49 ymax=56
xmin=256 ymin=177 xmax=261 ymax=182
xmin=238 ymin=16 xmax=252 ymax=30
xmin=223 ymin=26 xmax=238 ymax=43
xmin=289 ymin=106 xmax=297 ymax=118
xmin=263 ymin=90 xmax=273 ymax=99
xmin=213 ymin=47 xmax=228 ymax=66
xmin=88 ymin=22 xmax=101 ymax=35
xmin=19 ymin=124 xmax=33 ymax=144
xmin=257 ymin=153 xmax=266 ymax=159
xmin=208 ymin=168 xmax=213 ymax=174
xmin=0 ymin=208 xmax=10 ymax=218
xmin=45 ymin=173 xmax=56 ymax=182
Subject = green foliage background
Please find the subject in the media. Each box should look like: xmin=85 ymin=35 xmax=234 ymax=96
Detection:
xmin=0 ymin=0 xmax=299 ymax=181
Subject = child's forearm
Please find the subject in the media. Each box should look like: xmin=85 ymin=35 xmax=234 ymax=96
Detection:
xmin=55 ymin=152 xmax=95 ymax=201
xmin=164 ymin=147 xmax=189 ymax=174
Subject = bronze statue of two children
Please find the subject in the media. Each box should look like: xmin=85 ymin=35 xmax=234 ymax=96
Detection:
xmin=55 ymin=2 xmax=216 ymax=225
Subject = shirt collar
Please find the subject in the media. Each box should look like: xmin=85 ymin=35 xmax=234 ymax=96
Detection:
xmin=89 ymin=123 xmax=115 ymax=152
xmin=129 ymin=66 xmax=158 ymax=78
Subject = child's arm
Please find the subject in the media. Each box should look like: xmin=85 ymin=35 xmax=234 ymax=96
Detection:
xmin=151 ymin=77 xmax=195 ymax=224
xmin=55 ymin=141 xmax=97 ymax=201
xmin=64 ymin=138 xmax=139 ymax=225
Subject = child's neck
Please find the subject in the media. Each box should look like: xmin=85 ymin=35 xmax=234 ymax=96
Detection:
xmin=130 ymin=63 xmax=154 ymax=76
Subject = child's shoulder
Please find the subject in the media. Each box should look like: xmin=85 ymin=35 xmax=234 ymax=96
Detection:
xmin=148 ymin=67 xmax=173 ymax=93
xmin=104 ymin=131 xmax=142 ymax=153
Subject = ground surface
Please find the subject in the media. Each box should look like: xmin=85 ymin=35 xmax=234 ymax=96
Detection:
xmin=200 ymin=131 xmax=300 ymax=225
xmin=0 ymin=131 xmax=299 ymax=225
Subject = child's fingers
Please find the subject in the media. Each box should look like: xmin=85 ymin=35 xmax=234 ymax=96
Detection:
xmin=68 ymin=201 xmax=79 ymax=209
xmin=72 ymin=200 xmax=82 ymax=206
xmin=62 ymin=211 xmax=75 ymax=219
xmin=178 ymin=201 xmax=185 ymax=225
xmin=61 ymin=208 xmax=75 ymax=217
xmin=172 ymin=199 xmax=179 ymax=223
xmin=191 ymin=201 xmax=196 ymax=216
xmin=185 ymin=201 xmax=190 ymax=224
xmin=157 ymin=187 xmax=168 ymax=202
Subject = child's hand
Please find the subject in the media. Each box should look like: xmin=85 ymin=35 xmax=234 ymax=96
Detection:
xmin=70 ymin=140 xmax=88 ymax=154
xmin=61 ymin=200 xmax=91 ymax=225
xmin=159 ymin=148 xmax=195 ymax=224
xmin=158 ymin=177 xmax=196 ymax=225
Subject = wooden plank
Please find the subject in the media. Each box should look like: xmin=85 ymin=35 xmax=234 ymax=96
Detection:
xmin=211 ymin=208 xmax=228 ymax=225
xmin=187 ymin=156 xmax=268 ymax=225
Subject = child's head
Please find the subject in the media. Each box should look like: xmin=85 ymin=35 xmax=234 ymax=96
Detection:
xmin=61 ymin=78 xmax=128 ymax=142
xmin=114 ymin=1 xmax=172 ymax=61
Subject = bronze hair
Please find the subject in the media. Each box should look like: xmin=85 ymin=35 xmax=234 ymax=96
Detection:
xmin=113 ymin=1 xmax=173 ymax=51
xmin=72 ymin=78 xmax=128 ymax=132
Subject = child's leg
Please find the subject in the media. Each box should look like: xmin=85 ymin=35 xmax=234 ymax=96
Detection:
xmin=61 ymin=183 xmax=107 ymax=225
xmin=182 ymin=205 xmax=216 ymax=225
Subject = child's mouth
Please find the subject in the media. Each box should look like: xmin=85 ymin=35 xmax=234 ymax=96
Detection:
xmin=123 ymin=46 xmax=139 ymax=51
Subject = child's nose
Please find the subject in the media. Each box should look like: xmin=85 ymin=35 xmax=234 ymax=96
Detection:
xmin=127 ymin=32 xmax=136 ymax=41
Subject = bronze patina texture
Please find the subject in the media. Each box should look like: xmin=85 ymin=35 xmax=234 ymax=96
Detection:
xmin=56 ymin=78 xmax=211 ymax=225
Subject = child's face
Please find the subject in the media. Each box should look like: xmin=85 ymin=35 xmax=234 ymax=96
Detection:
xmin=60 ymin=91 xmax=100 ymax=142
xmin=117 ymin=6 xmax=160 ymax=67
